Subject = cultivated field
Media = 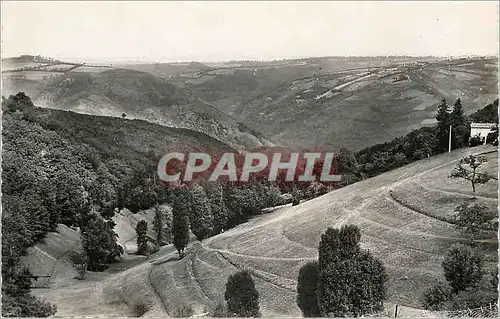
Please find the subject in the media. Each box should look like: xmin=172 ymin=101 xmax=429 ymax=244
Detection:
xmin=3 ymin=56 xmax=497 ymax=151
xmin=27 ymin=145 xmax=498 ymax=317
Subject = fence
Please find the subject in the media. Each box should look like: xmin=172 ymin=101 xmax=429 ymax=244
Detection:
xmin=421 ymin=303 xmax=499 ymax=318
xmin=386 ymin=303 xmax=499 ymax=318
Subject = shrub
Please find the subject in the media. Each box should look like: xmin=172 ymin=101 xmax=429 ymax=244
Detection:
xmin=422 ymin=282 xmax=453 ymax=311
xmin=172 ymin=303 xmax=194 ymax=317
xmin=132 ymin=301 xmax=150 ymax=317
xmin=469 ymin=135 xmax=483 ymax=147
xmin=454 ymin=203 xmax=496 ymax=236
xmin=448 ymin=285 xmax=498 ymax=310
xmin=291 ymin=188 xmax=302 ymax=206
xmin=224 ymin=271 xmax=260 ymax=317
xmin=305 ymin=181 xmax=328 ymax=200
xmin=149 ymin=243 xmax=160 ymax=255
xmin=296 ymin=261 xmax=321 ymax=317
xmin=442 ymin=244 xmax=484 ymax=293
xmin=2 ymin=293 xmax=57 ymax=317
xmin=69 ymin=251 xmax=87 ymax=280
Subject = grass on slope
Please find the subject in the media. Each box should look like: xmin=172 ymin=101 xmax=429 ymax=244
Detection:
xmin=202 ymin=145 xmax=498 ymax=310
xmin=5 ymin=68 xmax=271 ymax=150
xmin=27 ymin=146 xmax=498 ymax=316
xmin=23 ymin=106 xmax=233 ymax=166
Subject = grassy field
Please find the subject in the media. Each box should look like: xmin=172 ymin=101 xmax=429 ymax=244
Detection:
xmin=143 ymin=57 xmax=496 ymax=151
xmin=25 ymin=145 xmax=498 ymax=317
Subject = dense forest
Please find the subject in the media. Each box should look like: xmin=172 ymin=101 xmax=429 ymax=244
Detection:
xmin=1 ymin=92 xmax=231 ymax=315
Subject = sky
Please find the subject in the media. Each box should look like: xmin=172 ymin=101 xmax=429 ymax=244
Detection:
xmin=1 ymin=1 xmax=499 ymax=62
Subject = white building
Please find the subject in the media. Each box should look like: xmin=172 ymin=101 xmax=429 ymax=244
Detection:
xmin=470 ymin=122 xmax=496 ymax=144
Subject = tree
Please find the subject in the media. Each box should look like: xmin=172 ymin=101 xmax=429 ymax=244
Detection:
xmin=423 ymin=250 xmax=495 ymax=311
xmin=318 ymin=254 xmax=387 ymax=317
xmin=153 ymin=205 xmax=165 ymax=245
xmin=205 ymin=183 xmax=230 ymax=234
xmin=81 ymin=213 xmax=123 ymax=271
xmin=422 ymin=282 xmax=453 ymax=311
xmin=265 ymin=185 xmax=281 ymax=209
xmin=188 ymin=184 xmax=213 ymax=241
xmin=224 ymin=186 xmax=261 ymax=227
xmin=318 ymin=225 xmax=361 ymax=270
xmin=450 ymin=99 xmax=469 ymax=150
xmin=122 ymin=113 xmax=126 ymax=118
xmin=172 ymin=189 xmax=190 ymax=258
xmin=296 ymin=261 xmax=321 ymax=317
xmin=136 ymin=220 xmax=149 ymax=255
xmin=224 ymin=271 xmax=260 ymax=317
xmin=454 ymin=203 xmax=496 ymax=237
xmin=470 ymin=99 xmax=499 ymax=123
xmin=442 ymin=244 xmax=484 ymax=293
xmin=317 ymin=225 xmax=387 ymax=317
xmin=449 ymin=155 xmax=491 ymax=195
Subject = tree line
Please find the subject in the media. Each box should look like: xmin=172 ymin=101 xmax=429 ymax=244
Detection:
xmin=356 ymin=98 xmax=499 ymax=178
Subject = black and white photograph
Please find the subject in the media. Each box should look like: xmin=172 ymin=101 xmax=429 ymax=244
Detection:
xmin=1 ymin=1 xmax=499 ymax=317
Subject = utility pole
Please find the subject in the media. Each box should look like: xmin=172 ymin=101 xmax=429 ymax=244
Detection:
xmin=448 ymin=125 xmax=452 ymax=153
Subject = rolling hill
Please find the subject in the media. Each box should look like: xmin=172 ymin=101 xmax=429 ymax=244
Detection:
xmin=27 ymin=145 xmax=498 ymax=317
xmin=3 ymin=56 xmax=497 ymax=151
xmin=176 ymin=58 xmax=498 ymax=151
xmin=1 ymin=64 xmax=272 ymax=151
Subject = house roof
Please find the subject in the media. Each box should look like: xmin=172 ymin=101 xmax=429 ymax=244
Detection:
xmin=470 ymin=122 xmax=496 ymax=129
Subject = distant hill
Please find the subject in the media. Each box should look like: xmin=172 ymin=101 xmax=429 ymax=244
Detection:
xmin=4 ymin=95 xmax=233 ymax=163
xmin=2 ymin=67 xmax=272 ymax=150
xmin=3 ymin=55 xmax=497 ymax=151
xmin=157 ymin=56 xmax=498 ymax=151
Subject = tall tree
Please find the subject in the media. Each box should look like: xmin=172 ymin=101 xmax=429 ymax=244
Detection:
xmin=296 ymin=261 xmax=321 ymax=317
xmin=205 ymin=183 xmax=231 ymax=235
xmin=188 ymin=184 xmax=213 ymax=241
xmin=172 ymin=189 xmax=190 ymax=258
xmin=136 ymin=220 xmax=149 ymax=255
xmin=450 ymin=99 xmax=469 ymax=149
xmin=152 ymin=205 xmax=165 ymax=245
xmin=224 ymin=271 xmax=260 ymax=317
xmin=317 ymin=225 xmax=387 ymax=317
xmin=81 ymin=212 xmax=123 ymax=271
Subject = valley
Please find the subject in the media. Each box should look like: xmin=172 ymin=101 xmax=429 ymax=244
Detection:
xmin=25 ymin=146 xmax=498 ymax=317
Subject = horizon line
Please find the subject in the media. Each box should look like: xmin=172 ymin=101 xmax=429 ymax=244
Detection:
xmin=2 ymin=53 xmax=498 ymax=64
